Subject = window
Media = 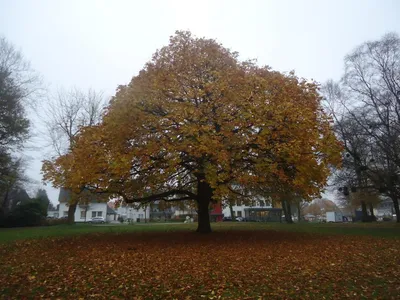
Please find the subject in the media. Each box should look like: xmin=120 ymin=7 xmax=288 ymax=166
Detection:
xmin=63 ymin=211 xmax=68 ymax=216
xmin=237 ymin=211 xmax=242 ymax=217
xmin=80 ymin=211 xmax=86 ymax=219
xmin=92 ymin=211 xmax=103 ymax=218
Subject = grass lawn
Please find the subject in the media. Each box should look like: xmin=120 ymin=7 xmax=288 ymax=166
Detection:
xmin=0 ymin=222 xmax=195 ymax=244
xmin=0 ymin=222 xmax=399 ymax=299
xmin=0 ymin=221 xmax=399 ymax=244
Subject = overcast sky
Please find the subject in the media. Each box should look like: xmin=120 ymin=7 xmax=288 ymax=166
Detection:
xmin=1 ymin=0 xmax=400 ymax=204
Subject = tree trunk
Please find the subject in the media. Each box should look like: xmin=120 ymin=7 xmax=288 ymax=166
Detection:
xmin=368 ymin=203 xmax=376 ymax=221
xmin=0 ymin=188 xmax=9 ymax=217
xmin=392 ymin=196 xmax=400 ymax=223
xmin=229 ymin=202 xmax=235 ymax=221
xmin=281 ymin=199 xmax=288 ymax=222
xmin=297 ymin=201 xmax=301 ymax=222
xmin=196 ymin=177 xmax=212 ymax=233
xmin=84 ymin=205 xmax=88 ymax=222
xmin=286 ymin=201 xmax=293 ymax=223
xmin=282 ymin=199 xmax=293 ymax=224
xmin=361 ymin=200 xmax=369 ymax=222
xmin=68 ymin=202 xmax=77 ymax=225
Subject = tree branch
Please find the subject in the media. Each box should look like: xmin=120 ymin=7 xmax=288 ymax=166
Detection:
xmin=124 ymin=189 xmax=198 ymax=203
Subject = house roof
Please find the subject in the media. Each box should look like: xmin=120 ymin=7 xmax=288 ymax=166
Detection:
xmin=58 ymin=188 xmax=106 ymax=204
xmin=58 ymin=188 xmax=72 ymax=203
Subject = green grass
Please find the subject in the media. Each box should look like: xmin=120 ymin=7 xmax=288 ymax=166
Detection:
xmin=0 ymin=223 xmax=196 ymax=243
xmin=217 ymin=221 xmax=400 ymax=238
xmin=0 ymin=221 xmax=399 ymax=243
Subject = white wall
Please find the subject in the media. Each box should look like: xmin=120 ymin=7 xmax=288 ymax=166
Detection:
xmin=85 ymin=203 xmax=108 ymax=221
xmin=116 ymin=205 xmax=150 ymax=222
xmin=222 ymin=203 xmax=272 ymax=218
xmin=59 ymin=203 xmax=69 ymax=218
xmin=172 ymin=209 xmax=196 ymax=218
xmin=375 ymin=200 xmax=395 ymax=217
xmin=59 ymin=202 xmax=108 ymax=222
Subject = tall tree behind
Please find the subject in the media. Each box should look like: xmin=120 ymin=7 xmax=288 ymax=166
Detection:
xmin=323 ymin=33 xmax=400 ymax=222
xmin=0 ymin=36 xmax=39 ymax=217
xmin=34 ymin=188 xmax=50 ymax=216
xmin=323 ymin=87 xmax=373 ymax=221
xmin=44 ymin=88 xmax=105 ymax=224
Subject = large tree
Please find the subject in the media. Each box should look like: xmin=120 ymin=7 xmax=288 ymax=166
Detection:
xmin=43 ymin=31 xmax=342 ymax=233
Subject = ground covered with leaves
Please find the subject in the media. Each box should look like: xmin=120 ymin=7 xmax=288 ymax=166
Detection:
xmin=1 ymin=229 xmax=399 ymax=299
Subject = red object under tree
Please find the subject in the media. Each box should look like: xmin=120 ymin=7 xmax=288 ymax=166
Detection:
xmin=210 ymin=202 xmax=223 ymax=222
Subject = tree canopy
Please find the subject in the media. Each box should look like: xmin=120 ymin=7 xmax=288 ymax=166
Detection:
xmin=43 ymin=31 xmax=342 ymax=232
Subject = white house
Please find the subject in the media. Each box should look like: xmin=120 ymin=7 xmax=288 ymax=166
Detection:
xmin=222 ymin=199 xmax=272 ymax=218
xmin=116 ymin=204 xmax=149 ymax=222
xmin=58 ymin=201 xmax=117 ymax=222
xmin=47 ymin=208 xmax=59 ymax=218
xmin=326 ymin=211 xmax=343 ymax=222
xmin=375 ymin=198 xmax=395 ymax=217
xmin=58 ymin=188 xmax=117 ymax=222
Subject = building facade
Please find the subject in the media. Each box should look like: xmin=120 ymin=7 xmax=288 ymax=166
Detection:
xmin=57 ymin=188 xmax=117 ymax=222
xmin=222 ymin=200 xmax=272 ymax=218
xmin=116 ymin=204 xmax=150 ymax=222
xmin=58 ymin=201 xmax=117 ymax=222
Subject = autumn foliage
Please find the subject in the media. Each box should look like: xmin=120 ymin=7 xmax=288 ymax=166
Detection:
xmin=42 ymin=31 xmax=342 ymax=232
xmin=1 ymin=230 xmax=399 ymax=299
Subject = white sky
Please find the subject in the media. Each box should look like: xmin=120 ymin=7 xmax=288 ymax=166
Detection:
xmin=1 ymin=0 xmax=399 ymax=204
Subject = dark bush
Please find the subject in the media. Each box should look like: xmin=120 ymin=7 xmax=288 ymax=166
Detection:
xmin=0 ymin=202 xmax=45 ymax=227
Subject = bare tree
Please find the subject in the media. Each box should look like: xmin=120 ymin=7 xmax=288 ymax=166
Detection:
xmin=323 ymin=33 xmax=400 ymax=222
xmin=0 ymin=36 xmax=41 ymax=102
xmin=45 ymin=88 xmax=105 ymax=156
xmin=44 ymin=88 xmax=106 ymax=224
xmin=296 ymin=199 xmax=308 ymax=222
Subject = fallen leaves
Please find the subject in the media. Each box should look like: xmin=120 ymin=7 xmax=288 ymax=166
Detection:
xmin=0 ymin=230 xmax=399 ymax=299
